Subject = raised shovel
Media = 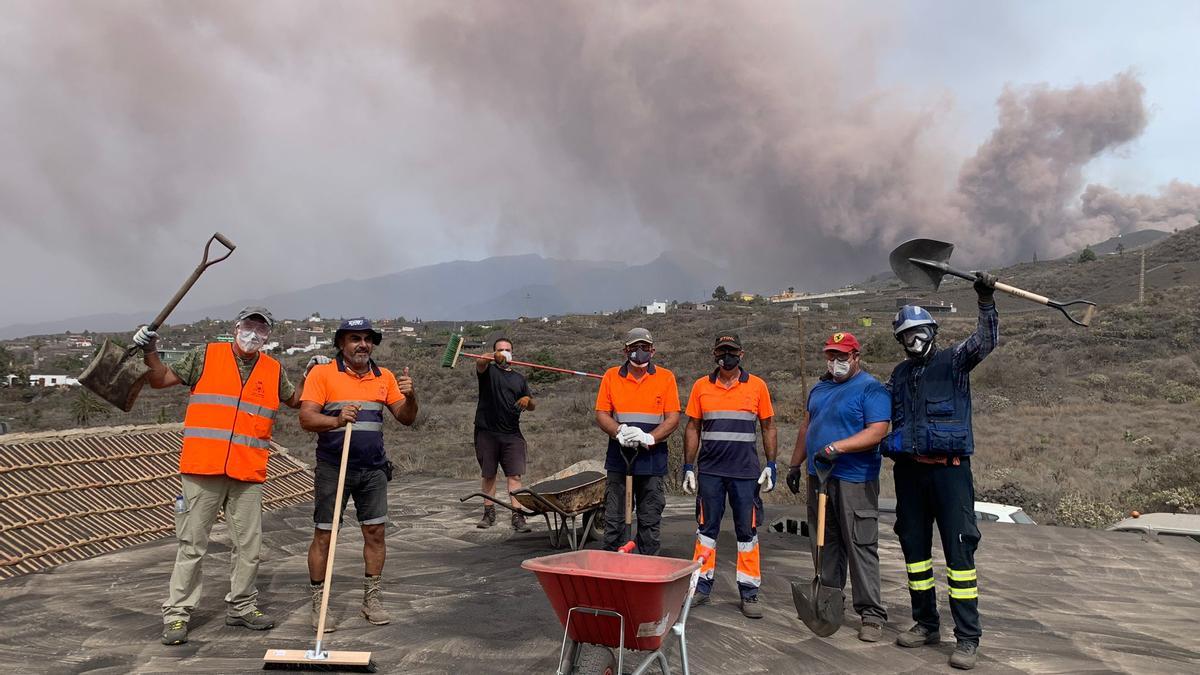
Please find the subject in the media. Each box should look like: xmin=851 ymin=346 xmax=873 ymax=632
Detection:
xmin=889 ymin=238 xmax=1096 ymax=327
xmin=79 ymin=233 xmax=235 ymax=411
xmin=791 ymin=460 xmax=844 ymax=637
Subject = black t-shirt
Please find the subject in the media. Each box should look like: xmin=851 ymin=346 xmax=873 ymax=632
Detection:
xmin=475 ymin=363 xmax=532 ymax=435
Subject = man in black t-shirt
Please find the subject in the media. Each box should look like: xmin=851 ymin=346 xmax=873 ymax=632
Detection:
xmin=474 ymin=337 xmax=536 ymax=531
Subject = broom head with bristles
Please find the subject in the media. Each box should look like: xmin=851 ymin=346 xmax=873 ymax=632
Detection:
xmin=439 ymin=333 xmax=466 ymax=368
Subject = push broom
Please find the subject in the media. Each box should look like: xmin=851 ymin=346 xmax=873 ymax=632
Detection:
xmin=263 ymin=422 xmax=376 ymax=672
xmin=439 ymin=334 xmax=602 ymax=379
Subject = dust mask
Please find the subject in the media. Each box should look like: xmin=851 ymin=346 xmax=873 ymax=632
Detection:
xmin=827 ymin=359 xmax=852 ymax=380
xmin=236 ymin=330 xmax=264 ymax=354
xmin=629 ymin=349 xmax=652 ymax=367
xmin=498 ymin=350 xmax=513 ymax=364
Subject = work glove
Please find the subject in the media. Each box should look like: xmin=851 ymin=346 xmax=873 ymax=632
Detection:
xmin=616 ymin=424 xmax=639 ymax=448
xmin=786 ymin=465 xmax=805 ymax=495
xmin=132 ymin=325 xmax=158 ymax=350
xmin=682 ymin=464 xmax=697 ymax=495
xmin=632 ymin=429 xmax=656 ymax=448
xmin=757 ymin=461 xmax=777 ymax=492
xmin=305 ymin=354 xmax=331 ymax=373
xmin=814 ymin=444 xmax=840 ymax=466
xmin=974 ymin=271 xmax=997 ymax=303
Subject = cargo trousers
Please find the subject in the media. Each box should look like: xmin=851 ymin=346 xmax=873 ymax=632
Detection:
xmin=806 ymin=475 xmax=887 ymax=624
xmin=162 ymin=473 xmax=264 ymax=623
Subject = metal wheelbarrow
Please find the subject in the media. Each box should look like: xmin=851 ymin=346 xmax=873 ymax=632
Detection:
xmin=461 ymin=464 xmax=606 ymax=550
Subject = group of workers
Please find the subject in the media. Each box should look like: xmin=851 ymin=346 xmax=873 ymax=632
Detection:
xmin=132 ymin=269 xmax=998 ymax=671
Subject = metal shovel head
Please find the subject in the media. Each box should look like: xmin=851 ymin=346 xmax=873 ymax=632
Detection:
xmin=889 ymin=238 xmax=955 ymax=290
xmin=78 ymin=338 xmax=150 ymax=412
xmin=792 ymin=577 xmax=843 ymax=637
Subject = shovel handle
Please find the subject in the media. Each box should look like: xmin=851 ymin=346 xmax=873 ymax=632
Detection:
xmin=148 ymin=232 xmax=236 ymax=330
xmin=816 ymin=492 xmax=827 ymax=548
xmin=993 ymin=281 xmax=1049 ymax=306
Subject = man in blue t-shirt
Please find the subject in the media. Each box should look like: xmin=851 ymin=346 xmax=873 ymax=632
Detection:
xmin=786 ymin=331 xmax=891 ymax=642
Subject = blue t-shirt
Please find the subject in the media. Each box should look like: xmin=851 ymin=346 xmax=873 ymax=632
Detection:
xmin=805 ymin=371 xmax=891 ymax=483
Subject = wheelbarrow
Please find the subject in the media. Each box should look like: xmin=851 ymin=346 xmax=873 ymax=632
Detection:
xmin=523 ymin=543 xmax=704 ymax=675
xmin=461 ymin=466 xmax=606 ymax=550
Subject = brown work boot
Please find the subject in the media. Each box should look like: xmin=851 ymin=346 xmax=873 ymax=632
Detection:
xmin=739 ymin=595 xmax=763 ymax=619
xmin=859 ymin=620 xmax=883 ymax=642
xmin=362 ymin=575 xmax=391 ymax=625
xmin=310 ymin=582 xmax=335 ymax=633
xmin=477 ymin=506 xmax=496 ymax=528
xmin=511 ymin=512 xmax=532 ymax=533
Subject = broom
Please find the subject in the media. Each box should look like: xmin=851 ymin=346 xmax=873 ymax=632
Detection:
xmin=263 ymin=422 xmax=377 ymax=672
xmin=439 ymin=334 xmax=602 ymax=379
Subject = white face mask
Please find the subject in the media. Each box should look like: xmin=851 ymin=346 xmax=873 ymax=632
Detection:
xmin=827 ymin=359 xmax=852 ymax=380
xmin=236 ymin=329 xmax=264 ymax=354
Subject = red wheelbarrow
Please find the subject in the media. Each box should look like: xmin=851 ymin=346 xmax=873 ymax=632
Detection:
xmin=522 ymin=543 xmax=704 ymax=675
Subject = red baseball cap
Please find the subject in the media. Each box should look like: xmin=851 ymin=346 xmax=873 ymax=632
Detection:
xmin=824 ymin=331 xmax=861 ymax=353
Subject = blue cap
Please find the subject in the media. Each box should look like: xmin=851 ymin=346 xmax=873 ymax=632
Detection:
xmin=335 ymin=317 xmax=382 ymax=345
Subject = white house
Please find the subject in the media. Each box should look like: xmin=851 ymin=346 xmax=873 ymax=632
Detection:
xmin=695 ymin=303 xmax=714 ymax=311
xmin=30 ymin=374 xmax=80 ymax=387
xmin=645 ymin=301 xmax=667 ymax=315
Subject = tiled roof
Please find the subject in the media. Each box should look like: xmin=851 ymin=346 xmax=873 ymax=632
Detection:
xmin=0 ymin=424 xmax=311 ymax=580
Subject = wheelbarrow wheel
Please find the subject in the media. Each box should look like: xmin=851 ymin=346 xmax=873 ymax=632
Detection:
xmin=572 ymin=645 xmax=617 ymax=675
xmin=589 ymin=507 xmax=606 ymax=541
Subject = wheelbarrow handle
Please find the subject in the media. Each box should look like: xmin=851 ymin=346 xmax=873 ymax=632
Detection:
xmin=147 ymin=232 xmax=236 ymax=331
xmin=458 ymin=492 xmax=537 ymax=516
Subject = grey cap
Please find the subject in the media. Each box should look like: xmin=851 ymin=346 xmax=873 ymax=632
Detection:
xmin=236 ymin=306 xmax=274 ymax=328
xmin=624 ymin=327 xmax=654 ymax=346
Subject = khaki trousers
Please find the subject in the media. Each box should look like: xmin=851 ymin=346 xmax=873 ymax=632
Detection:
xmin=161 ymin=474 xmax=264 ymax=623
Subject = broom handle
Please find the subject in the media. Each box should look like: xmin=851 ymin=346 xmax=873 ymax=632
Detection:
xmin=313 ymin=422 xmax=353 ymax=652
xmin=459 ymin=352 xmax=602 ymax=379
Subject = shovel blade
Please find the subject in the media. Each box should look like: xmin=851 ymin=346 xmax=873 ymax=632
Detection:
xmin=889 ymin=238 xmax=955 ymax=290
xmin=78 ymin=338 xmax=150 ymax=412
xmin=791 ymin=578 xmax=842 ymax=637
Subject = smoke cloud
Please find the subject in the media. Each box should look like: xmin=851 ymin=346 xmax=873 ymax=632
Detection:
xmin=0 ymin=2 xmax=1197 ymax=325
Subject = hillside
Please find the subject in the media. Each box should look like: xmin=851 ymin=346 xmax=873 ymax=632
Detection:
xmin=2 ymin=226 xmax=1198 ymax=527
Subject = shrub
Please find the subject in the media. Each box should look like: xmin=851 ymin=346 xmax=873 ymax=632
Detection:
xmin=1054 ymin=492 xmax=1123 ymax=528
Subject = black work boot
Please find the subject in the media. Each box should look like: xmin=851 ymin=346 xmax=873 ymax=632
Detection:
xmin=477 ymin=506 xmax=496 ymax=528
xmin=950 ymin=640 xmax=979 ymax=670
xmin=896 ymin=623 xmax=941 ymax=648
xmin=739 ymin=595 xmax=763 ymax=619
xmin=511 ymin=512 xmax=532 ymax=533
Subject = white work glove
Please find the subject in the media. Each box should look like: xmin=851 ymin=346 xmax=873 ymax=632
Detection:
xmin=682 ymin=465 xmax=697 ymax=495
xmin=616 ymin=424 xmax=640 ymax=448
xmin=133 ymin=325 xmax=158 ymax=349
xmin=757 ymin=461 xmax=778 ymax=493
xmin=633 ymin=429 xmax=656 ymax=448
xmin=305 ymin=354 xmax=331 ymax=373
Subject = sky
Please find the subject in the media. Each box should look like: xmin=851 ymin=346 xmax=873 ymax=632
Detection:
xmin=1 ymin=1 xmax=1198 ymax=327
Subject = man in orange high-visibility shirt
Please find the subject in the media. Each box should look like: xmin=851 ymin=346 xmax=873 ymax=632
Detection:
xmin=683 ymin=333 xmax=777 ymax=619
xmin=300 ymin=318 xmax=418 ymax=632
xmin=135 ymin=307 xmax=309 ymax=646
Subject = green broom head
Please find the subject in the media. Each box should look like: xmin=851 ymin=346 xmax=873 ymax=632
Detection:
xmin=439 ymin=333 xmax=465 ymax=368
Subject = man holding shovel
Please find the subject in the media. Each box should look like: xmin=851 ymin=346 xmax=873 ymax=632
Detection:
xmin=299 ymin=318 xmax=417 ymax=632
xmin=884 ymin=273 xmax=997 ymax=670
xmin=786 ymin=331 xmax=890 ymax=641
xmin=594 ymin=328 xmax=680 ymax=555
xmin=683 ymin=333 xmax=777 ymax=619
xmin=135 ymin=306 xmax=305 ymax=646
xmin=473 ymin=337 xmax=536 ymax=532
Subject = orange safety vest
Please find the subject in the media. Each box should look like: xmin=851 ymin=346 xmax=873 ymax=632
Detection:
xmin=180 ymin=343 xmax=281 ymax=483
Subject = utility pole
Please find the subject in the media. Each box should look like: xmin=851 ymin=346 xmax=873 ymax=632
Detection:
xmin=1138 ymin=249 xmax=1146 ymax=304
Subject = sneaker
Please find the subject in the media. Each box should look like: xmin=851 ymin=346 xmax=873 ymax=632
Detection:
xmin=361 ymin=575 xmax=392 ymax=625
xmin=311 ymin=582 xmax=336 ymax=633
xmin=511 ymin=512 xmax=532 ymax=533
xmin=949 ymin=641 xmax=979 ymax=670
xmin=739 ymin=595 xmax=763 ymax=619
xmin=896 ymin=623 xmax=940 ymax=648
xmin=477 ymin=506 xmax=496 ymax=528
xmin=690 ymin=592 xmax=711 ymax=609
xmin=225 ymin=609 xmax=274 ymax=630
xmin=859 ymin=621 xmax=883 ymax=642
xmin=160 ymin=620 xmax=188 ymax=645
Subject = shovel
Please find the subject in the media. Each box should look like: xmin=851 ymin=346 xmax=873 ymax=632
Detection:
xmin=791 ymin=460 xmax=844 ymax=637
xmin=79 ymin=233 xmax=236 ymax=411
xmin=889 ymin=238 xmax=1096 ymax=327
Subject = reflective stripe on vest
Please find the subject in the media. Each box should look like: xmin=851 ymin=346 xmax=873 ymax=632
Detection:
xmin=181 ymin=343 xmax=280 ymax=483
xmin=316 ymin=399 xmax=387 ymax=465
xmin=700 ymin=410 xmax=758 ymax=450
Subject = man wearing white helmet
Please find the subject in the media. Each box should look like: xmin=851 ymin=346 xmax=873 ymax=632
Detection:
xmin=885 ymin=272 xmax=997 ymax=671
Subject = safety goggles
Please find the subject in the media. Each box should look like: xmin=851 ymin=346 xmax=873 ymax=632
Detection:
xmin=900 ymin=325 xmax=934 ymax=347
xmin=236 ymin=320 xmax=271 ymax=339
